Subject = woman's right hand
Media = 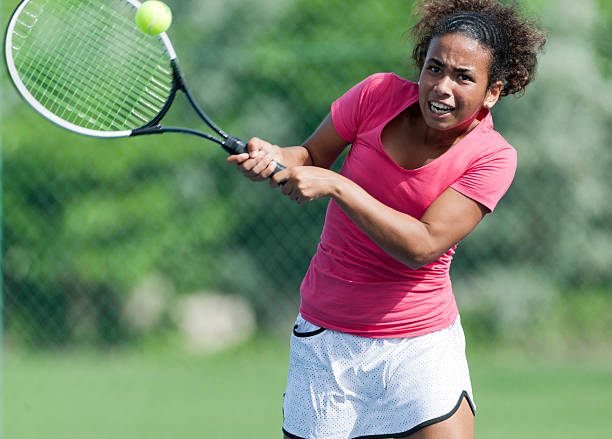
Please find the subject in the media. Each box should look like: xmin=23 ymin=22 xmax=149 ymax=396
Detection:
xmin=226 ymin=137 xmax=283 ymax=181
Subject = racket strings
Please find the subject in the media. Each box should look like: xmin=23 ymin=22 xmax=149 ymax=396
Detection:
xmin=26 ymin=4 xmax=125 ymax=126
xmin=16 ymin=1 xmax=120 ymax=121
xmin=17 ymin=19 xmax=147 ymax=129
xmin=63 ymin=1 xmax=170 ymax=128
xmin=32 ymin=0 xmax=167 ymax=125
xmin=10 ymin=0 xmax=174 ymax=132
xmin=76 ymin=3 xmax=172 ymax=125
xmin=22 ymin=33 xmax=170 ymax=130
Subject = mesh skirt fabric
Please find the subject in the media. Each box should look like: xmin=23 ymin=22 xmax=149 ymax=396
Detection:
xmin=283 ymin=314 xmax=474 ymax=439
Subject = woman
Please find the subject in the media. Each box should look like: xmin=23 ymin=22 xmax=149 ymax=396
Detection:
xmin=228 ymin=0 xmax=545 ymax=438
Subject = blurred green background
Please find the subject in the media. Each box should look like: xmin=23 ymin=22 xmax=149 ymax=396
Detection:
xmin=2 ymin=0 xmax=611 ymax=438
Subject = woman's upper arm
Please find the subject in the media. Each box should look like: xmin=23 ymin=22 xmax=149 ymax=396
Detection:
xmin=302 ymin=113 xmax=350 ymax=169
xmin=417 ymin=187 xmax=488 ymax=264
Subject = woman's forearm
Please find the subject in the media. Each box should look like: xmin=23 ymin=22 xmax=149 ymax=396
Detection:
xmin=278 ymin=145 xmax=314 ymax=168
xmin=331 ymin=176 xmax=435 ymax=269
xmin=329 ymin=175 xmax=485 ymax=270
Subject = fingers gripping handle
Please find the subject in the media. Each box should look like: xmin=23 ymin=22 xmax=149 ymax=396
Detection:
xmin=223 ymin=135 xmax=286 ymax=173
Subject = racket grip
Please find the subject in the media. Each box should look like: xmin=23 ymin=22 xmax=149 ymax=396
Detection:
xmin=224 ymin=135 xmax=286 ymax=175
xmin=222 ymin=135 xmax=249 ymax=155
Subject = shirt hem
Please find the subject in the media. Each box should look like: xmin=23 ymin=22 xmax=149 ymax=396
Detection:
xmin=298 ymin=308 xmax=460 ymax=339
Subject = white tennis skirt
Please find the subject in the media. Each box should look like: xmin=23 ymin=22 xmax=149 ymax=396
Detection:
xmin=282 ymin=314 xmax=475 ymax=439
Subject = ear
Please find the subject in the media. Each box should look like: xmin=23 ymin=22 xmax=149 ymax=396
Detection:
xmin=484 ymin=80 xmax=503 ymax=109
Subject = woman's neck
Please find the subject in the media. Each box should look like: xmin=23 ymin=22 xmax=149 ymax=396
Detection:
xmin=409 ymin=105 xmax=488 ymax=148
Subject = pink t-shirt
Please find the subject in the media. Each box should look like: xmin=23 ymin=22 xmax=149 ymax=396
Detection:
xmin=299 ymin=73 xmax=517 ymax=338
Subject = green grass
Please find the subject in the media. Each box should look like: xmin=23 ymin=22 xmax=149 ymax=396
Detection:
xmin=4 ymin=339 xmax=612 ymax=439
xmin=470 ymin=350 xmax=612 ymax=438
xmin=4 ymin=338 xmax=290 ymax=439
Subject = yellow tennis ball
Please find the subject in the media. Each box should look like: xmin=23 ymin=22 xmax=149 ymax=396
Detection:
xmin=135 ymin=1 xmax=172 ymax=36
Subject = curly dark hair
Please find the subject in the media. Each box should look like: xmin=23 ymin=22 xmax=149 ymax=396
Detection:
xmin=410 ymin=0 xmax=546 ymax=97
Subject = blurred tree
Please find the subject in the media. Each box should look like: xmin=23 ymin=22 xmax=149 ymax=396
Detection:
xmin=2 ymin=0 xmax=611 ymax=347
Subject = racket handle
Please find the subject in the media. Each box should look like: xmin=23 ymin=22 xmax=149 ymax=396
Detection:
xmin=222 ymin=135 xmax=249 ymax=155
xmin=224 ymin=135 xmax=286 ymax=174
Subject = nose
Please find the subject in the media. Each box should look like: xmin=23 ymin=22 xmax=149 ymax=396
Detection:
xmin=434 ymin=75 xmax=452 ymax=96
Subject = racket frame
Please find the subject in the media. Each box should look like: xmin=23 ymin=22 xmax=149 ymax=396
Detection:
xmin=4 ymin=0 xmax=254 ymax=157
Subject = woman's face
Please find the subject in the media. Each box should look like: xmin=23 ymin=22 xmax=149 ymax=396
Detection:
xmin=418 ymin=33 xmax=501 ymax=132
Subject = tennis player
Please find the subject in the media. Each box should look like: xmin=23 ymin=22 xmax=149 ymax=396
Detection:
xmin=228 ymin=0 xmax=545 ymax=437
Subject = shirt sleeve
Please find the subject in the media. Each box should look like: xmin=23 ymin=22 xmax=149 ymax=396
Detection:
xmin=330 ymin=75 xmax=378 ymax=143
xmin=450 ymin=145 xmax=518 ymax=213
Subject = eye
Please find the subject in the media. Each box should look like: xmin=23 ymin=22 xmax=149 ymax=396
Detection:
xmin=458 ymin=74 xmax=473 ymax=82
xmin=426 ymin=64 xmax=441 ymax=73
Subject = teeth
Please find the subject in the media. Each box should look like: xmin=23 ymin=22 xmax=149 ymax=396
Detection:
xmin=430 ymin=102 xmax=453 ymax=114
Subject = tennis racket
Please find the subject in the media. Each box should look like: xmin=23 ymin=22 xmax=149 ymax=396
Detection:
xmin=4 ymin=0 xmax=285 ymax=172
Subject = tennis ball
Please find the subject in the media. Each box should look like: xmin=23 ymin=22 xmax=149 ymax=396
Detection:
xmin=135 ymin=1 xmax=172 ymax=36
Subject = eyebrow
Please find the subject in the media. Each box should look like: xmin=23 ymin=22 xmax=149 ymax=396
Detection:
xmin=429 ymin=58 xmax=474 ymax=74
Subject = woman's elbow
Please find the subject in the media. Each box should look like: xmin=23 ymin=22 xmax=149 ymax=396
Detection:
xmin=397 ymin=247 xmax=439 ymax=270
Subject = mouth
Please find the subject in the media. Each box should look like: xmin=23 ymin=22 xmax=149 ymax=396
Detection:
xmin=428 ymin=101 xmax=454 ymax=116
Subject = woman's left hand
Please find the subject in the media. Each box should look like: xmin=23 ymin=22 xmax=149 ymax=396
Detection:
xmin=271 ymin=166 xmax=341 ymax=204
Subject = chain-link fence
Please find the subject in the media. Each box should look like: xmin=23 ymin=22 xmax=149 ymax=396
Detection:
xmin=3 ymin=0 xmax=611 ymax=352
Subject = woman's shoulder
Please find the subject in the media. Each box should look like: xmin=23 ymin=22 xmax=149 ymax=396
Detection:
xmin=468 ymin=112 xmax=515 ymax=153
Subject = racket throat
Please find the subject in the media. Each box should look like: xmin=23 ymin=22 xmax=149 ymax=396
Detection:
xmin=171 ymin=59 xmax=188 ymax=91
xmin=130 ymin=126 xmax=247 ymax=155
xmin=131 ymin=125 xmax=165 ymax=136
